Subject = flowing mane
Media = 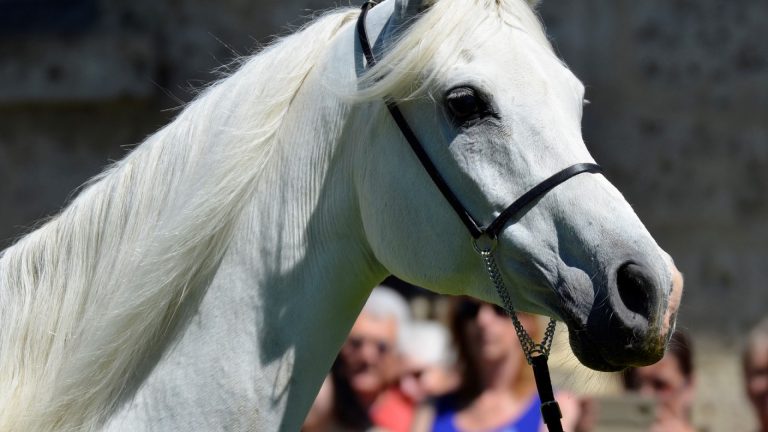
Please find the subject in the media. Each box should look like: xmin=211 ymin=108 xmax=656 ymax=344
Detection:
xmin=0 ymin=9 xmax=357 ymax=430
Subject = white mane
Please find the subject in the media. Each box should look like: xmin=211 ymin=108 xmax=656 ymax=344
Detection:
xmin=0 ymin=0 xmax=551 ymax=430
xmin=0 ymin=9 xmax=357 ymax=431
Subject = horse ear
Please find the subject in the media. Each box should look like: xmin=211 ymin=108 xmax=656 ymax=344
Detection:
xmin=391 ymin=0 xmax=433 ymax=29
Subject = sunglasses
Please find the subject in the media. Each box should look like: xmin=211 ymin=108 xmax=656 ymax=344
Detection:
xmin=345 ymin=335 xmax=392 ymax=356
xmin=457 ymin=300 xmax=508 ymax=319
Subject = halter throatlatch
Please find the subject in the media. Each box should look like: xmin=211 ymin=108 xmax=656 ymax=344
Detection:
xmin=358 ymin=3 xmax=601 ymax=430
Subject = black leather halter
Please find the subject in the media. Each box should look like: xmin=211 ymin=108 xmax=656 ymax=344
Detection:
xmin=357 ymin=1 xmax=603 ymax=241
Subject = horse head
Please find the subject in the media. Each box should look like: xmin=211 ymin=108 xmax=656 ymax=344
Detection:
xmin=354 ymin=0 xmax=682 ymax=372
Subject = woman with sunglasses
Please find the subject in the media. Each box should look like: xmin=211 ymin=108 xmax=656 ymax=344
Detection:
xmin=411 ymin=298 xmax=579 ymax=432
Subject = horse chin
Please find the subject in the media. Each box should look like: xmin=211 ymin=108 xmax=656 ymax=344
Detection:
xmin=565 ymin=321 xmax=667 ymax=372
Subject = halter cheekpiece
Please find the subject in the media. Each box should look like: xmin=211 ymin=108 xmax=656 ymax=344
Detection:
xmin=357 ymin=2 xmax=603 ymax=431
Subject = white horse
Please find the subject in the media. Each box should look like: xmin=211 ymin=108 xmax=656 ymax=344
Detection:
xmin=0 ymin=0 xmax=683 ymax=430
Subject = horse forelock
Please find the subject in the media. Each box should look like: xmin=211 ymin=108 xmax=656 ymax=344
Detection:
xmin=354 ymin=0 xmax=553 ymax=103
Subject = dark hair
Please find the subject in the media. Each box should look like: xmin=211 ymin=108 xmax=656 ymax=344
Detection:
xmin=330 ymin=355 xmax=373 ymax=430
xmin=623 ymin=330 xmax=694 ymax=387
xmin=448 ymin=298 xmax=484 ymax=403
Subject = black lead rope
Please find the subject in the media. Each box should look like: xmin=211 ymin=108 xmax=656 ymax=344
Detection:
xmin=532 ymin=355 xmax=564 ymax=432
xmin=357 ymin=2 xmax=600 ymax=429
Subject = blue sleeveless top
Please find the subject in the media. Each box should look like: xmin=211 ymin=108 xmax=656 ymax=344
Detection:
xmin=431 ymin=394 xmax=542 ymax=432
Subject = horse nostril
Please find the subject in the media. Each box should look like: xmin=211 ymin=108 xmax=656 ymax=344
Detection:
xmin=615 ymin=262 xmax=654 ymax=321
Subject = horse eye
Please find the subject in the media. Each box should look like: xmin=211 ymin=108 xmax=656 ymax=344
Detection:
xmin=445 ymin=87 xmax=487 ymax=122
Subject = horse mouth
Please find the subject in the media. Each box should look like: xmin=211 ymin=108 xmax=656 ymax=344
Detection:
xmin=566 ymin=328 xmax=663 ymax=372
xmin=560 ymin=310 xmax=667 ymax=372
xmin=567 ymin=336 xmax=625 ymax=372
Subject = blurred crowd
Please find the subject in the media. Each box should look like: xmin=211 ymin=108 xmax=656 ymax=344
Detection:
xmin=302 ymin=286 xmax=768 ymax=432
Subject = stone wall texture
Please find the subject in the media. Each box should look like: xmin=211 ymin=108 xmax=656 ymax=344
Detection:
xmin=1 ymin=0 xmax=766 ymax=430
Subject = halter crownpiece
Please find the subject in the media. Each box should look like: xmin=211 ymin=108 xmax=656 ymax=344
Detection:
xmin=357 ymin=3 xmax=601 ymax=431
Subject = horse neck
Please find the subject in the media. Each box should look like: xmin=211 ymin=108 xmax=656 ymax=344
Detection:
xmin=220 ymin=67 xmax=388 ymax=429
xmin=0 ymin=73 xmax=367 ymax=432
xmin=106 ymin=39 xmax=388 ymax=430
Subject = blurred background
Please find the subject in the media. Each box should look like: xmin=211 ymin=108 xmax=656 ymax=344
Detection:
xmin=0 ymin=0 xmax=766 ymax=430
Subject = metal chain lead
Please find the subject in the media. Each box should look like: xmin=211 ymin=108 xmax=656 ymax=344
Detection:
xmin=477 ymin=243 xmax=557 ymax=365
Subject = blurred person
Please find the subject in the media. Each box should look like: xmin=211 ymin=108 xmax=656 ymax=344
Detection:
xmin=336 ymin=286 xmax=414 ymax=432
xmin=303 ymin=375 xmax=336 ymax=432
xmin=411 ymin=298 xmax=579 ymax=432
xmin=399 ymin=320 xmax=460 ymax=404
xmin=302 ymin=369 xmax=378 ymax=432
xmin=622 ymin=330 xmax=696 ymax=432
xmin=744 ymin=318 xmax=768 ymax=432
xmin=332 ymin=363 xmax=385 ymax=432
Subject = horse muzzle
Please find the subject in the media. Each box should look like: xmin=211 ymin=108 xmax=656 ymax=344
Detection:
xmin=559 ymin=257 xmax=682 ymax=372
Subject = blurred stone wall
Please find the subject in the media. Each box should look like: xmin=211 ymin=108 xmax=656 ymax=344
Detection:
xmin=1 ymin=0 xmax=766 ymax=429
